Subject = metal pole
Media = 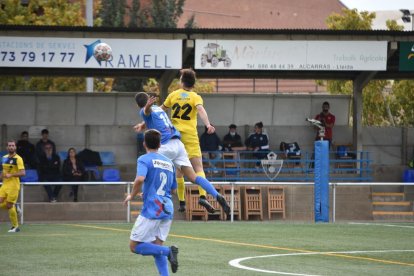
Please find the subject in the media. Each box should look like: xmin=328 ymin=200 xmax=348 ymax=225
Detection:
xmin=230 ymin=182 xmax=234 ymax=222
xmin=20 ymin=184 xmax=24 ymax=225
xmin=86 ymin=0 xmax=94 ymax=92
xmin=332 ymin=183 xmax=336 ymax=223
xmin=127 ymin=182 xmax=131 ymax=223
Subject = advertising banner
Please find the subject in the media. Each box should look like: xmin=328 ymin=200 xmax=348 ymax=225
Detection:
xmin=399 ymin=41 xmax=414 ymax=71
xmin=0 ymin=37 xmax=182 ymax=69
xmin=195 ymin=40 xmax=387 ymax=71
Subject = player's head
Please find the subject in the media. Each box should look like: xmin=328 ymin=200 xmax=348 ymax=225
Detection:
xmin=7 ymin=140 xmax=16 ymax=154
xmin=41 ymin=128 xmax=49 ymax=140
xmin=135 ymin=92 xmax=149 ymax=108
xmin=20 ymin=131 xmax=29 ymax=140
xmin=229 ymin=124 xmax=237 ymax=135
xmin=254 ymin=122 xmax=263 ymax=134
xmin=67 ymin=147 xmax=77 ymax=159
xmin=143 ymin=129 xmax=161 ymax=150
xmin=180 ymin=68 xmax=196 ymax=88
xmin=322 ymin=101 xmax=330 ymax=113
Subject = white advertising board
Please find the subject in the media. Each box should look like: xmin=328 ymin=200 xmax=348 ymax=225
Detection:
xmin=195 ymin=40 xmax=387 ymax=71
xmin=0 ymin=37 xmax=182 ymax=69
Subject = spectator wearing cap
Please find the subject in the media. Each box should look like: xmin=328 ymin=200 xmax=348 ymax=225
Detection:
xmin=222 ymin=124 xmax=243 ymax=151
xmin=35 ymin=129 xmax=56 ymax=161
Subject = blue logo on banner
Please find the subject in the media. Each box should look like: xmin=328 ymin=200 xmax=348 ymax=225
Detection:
xmin=84 ymin=40 xmax=101 ymax=64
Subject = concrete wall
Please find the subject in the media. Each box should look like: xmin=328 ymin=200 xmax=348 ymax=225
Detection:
xmin=0 ymin=92 xmax=411 ymax=181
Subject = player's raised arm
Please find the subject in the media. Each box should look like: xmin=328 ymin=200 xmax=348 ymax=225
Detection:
xmin=196 ymin=104 xmax=215 ymax=134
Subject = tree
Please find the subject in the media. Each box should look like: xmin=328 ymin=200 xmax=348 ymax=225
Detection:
xmin=99 ymin=0 xmax=189 ymax=92
xmin=324 ymin=9 xmax=393 ymax=126
xmin=0 ymin=0 xmax=105 ymax=92
xmin=143 ymin=78 xmax=215 ymax=95
xmin=150 ymin=0 xmax=185 ymax=28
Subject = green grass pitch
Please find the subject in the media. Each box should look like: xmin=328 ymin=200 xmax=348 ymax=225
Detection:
xmin=1 ymin=221 xmax=413 ymax=275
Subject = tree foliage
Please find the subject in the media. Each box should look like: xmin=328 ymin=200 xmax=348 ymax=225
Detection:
xmin=150 ymin=0 xmax=185 ymax=28
xmin=326 ymin=9 xmax=375 ymax=30
xmin=143 ymin=78 xmax=215 ymax=95
xmin=324 ymin=9 xmax=397 ymax=126
xmin=0 ymin=0 xmax=105 ymax=92
xmin=100 ymin=0 xmax=204 ymax=93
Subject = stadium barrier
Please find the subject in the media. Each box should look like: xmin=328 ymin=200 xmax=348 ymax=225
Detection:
xmin=201 ymin=150 xmax=372 ymax=182
xmin=7 ymin=181 xmax=413 ymax=224
xmin=17 ymin=181 xmax=132 ymax=224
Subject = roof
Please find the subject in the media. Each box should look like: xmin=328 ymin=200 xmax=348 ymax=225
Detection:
xmin=177 ymin=0 xmax=346 ymax=29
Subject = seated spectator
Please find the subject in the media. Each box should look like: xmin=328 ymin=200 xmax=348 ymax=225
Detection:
xmin=200 ymin=126 xmax=222 ymax=171
xmin=245 ymin=122 xmax=270 ymax=169
xmin=35 ymin=129 xmax=56 ymax=161
xmin=62 ymin=148 xmax=85 ymax=202
xmin=16 ymin=131 xmax=37 ymax=169
xmin=37 ymin=143 xmax=61 ymax=202
xmin=222 ymin=124 xmax=244 ymax=151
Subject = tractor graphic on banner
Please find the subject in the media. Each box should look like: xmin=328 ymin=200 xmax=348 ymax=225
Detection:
xmin=200 ymin=43 xmax=232 ymax=68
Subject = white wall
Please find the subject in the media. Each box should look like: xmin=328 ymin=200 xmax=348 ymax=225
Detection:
xmin=0 ymin=92 xmax=410 ymax=181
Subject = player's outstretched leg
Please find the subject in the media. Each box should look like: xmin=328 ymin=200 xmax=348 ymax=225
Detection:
xmin=154 ymin=255 xmax=169 ymax=276
xmin=198 ymin=195 xmax=215 ymax=214
xmin=181 ymin=167 xmax=217 ymax=213
xmin=216 ymin=194 xmax=231 ymax=217
xmin=168 ymin=245 xmax=179 ymax=273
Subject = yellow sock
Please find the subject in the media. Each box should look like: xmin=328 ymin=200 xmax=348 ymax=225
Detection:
xmin=9 ymin=206 xmax=18 ymax=228
xmin=177 ymin=177 xmax=185 ymax=201
xmin=196 ymin=171 xmax=207 ymax=197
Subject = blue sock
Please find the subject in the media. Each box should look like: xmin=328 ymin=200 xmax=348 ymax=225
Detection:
xmin=154 ymin=255 xmax=169 ymax=276
xmin=195 ymin=176 xmax=218 ymax=198
xmin=135 ymin=242 xmax=170 ymax=256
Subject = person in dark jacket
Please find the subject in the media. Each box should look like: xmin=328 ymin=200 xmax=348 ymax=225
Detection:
xmin=62 ymin=148 xmax=85 ymax=202
xmin=37 ymin=143 xmax=61 ymax=202
xmin=35 ymin=129 xmax=56 ymax=161
xmin=222 ymin=124 xmax=243 ymax=151
xmin=245 ymin=122 xmax=270 ymax=168
xmin=199 ymin=126 xmax=222 ymax=171
xmin=16 ymin=131 xmax=37 ymax=169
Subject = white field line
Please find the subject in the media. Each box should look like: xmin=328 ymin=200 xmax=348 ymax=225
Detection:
xmin=229 ymin=249 xmax=414 ymax=275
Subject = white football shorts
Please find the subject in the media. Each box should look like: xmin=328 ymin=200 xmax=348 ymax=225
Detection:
xmin=130 ymin=215 xmax=172 ymax=243
xmin=159 ymin=138 xmax=192 ymax=169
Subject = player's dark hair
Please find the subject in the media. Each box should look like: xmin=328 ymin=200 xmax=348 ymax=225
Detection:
xmin=21 ymin=131 xmax=28 ymax=136
xmin=144 ymin=129 xmax=161 ymax=149
xmin=41 ymin=129 xmax=49 ymax=135
xmin=255 ymin=122 xmax=263 ymax=129
xmin=180 ymin=68 xmax=196 ymax=88
xmin=135 ymin=92 xmax=149 ymax=108
xmin=322 ymin=101 xmax=330 ymax=107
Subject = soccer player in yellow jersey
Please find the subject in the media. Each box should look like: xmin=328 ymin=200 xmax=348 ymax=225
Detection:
xmin=162 ymin=68 xmax=217 ymax=212
xmin=0 ymin=140 xmax=25 ymax=233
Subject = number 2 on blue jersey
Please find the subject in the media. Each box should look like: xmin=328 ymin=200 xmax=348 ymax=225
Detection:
xmin=156 ymin=172 xmax=167 ymax=196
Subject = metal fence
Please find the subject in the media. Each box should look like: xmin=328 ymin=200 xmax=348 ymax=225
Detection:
xmin=202 ymin=150 xmax=372 ymax=182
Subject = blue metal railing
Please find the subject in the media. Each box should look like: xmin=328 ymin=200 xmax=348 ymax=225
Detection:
xmin=202 ymin=150 xmax=372 ymax=182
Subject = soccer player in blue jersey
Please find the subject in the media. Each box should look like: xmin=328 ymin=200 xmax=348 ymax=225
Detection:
xmin=133 ymin=92 xmax=230 ymax=217
xmin=124 ymin=129 xmax=179 ymax=275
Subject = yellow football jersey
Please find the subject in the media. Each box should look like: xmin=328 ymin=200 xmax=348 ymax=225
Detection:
xmin=1 ymin=153 xmax=24 ymax=189
xmin=163 ymin=88 xmax=203 ymax=136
